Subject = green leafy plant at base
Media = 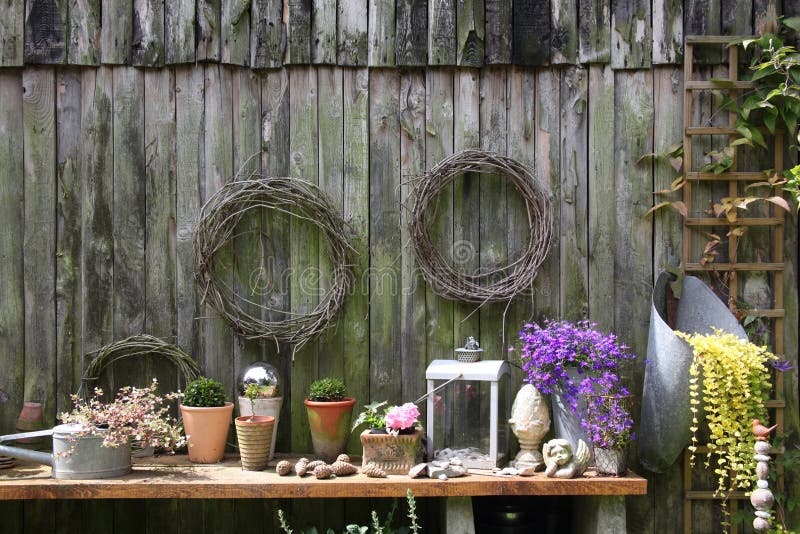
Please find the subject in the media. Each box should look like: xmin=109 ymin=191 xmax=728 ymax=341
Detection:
xmin=182 ymin=377 xmax=227 ymax=407
xmin=352 ymin=401 xmax=389 ymax=431
xmin=308 ymin=378 xmax=347 ymax=402
xmin=278 ymin=489 xmax=420 ymax=534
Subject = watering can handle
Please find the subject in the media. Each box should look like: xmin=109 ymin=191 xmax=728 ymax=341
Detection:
xmin=0 ymin=429 xmax=55 ymax=443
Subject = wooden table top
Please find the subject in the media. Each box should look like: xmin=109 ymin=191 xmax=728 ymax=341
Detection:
xmin=0 ymin=454 xmax=647 ymax=500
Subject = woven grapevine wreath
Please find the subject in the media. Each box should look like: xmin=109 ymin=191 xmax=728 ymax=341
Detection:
xmin=195 ymin=177 xmax=355 ymax=350
xmin=410 ymin=149 xmax=554 ymax=303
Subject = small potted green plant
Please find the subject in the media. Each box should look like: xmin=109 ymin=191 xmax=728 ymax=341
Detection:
xmin=180 ymin=377 xmax=233 ymax=464
xmin=353 ymin=401 xmax=423 ymax=474
xmin=234 ymin=383 xmax=275 ymax=471
xmin=237 ymin=362 xmax=283 ymax=460
xmin=304 ymin=377 xmax=355 ymax=462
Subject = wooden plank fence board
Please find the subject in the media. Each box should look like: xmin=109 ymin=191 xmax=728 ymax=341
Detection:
xmin=611 ymin=0 xmax=651 ymax=69
xmin=222 ymin=0 xmax=251 ymax=65
xmin=396 ymin=0 xmax=427 ymax=66
xmin=197 ymin=0 xmax=221 ymax=62
xmin=429 ymin=0 xmax=456 ymax=65
xmin=251 ymin=0 xmax=285 ymax=68
xmin=132 ymin=0 xmax=165 ymax=66
xmin=755 ymin=0 xmax=781 ymax=34
xmin=485 ymin=0 xmax=511 ymax=64
xmin=311 ymin=0 xmax=337 ymax=63
xmin=165 ymin=0 xmax=195 ymax=63
xmin=722 ymin=0 xmax=753 ymax=34
xmin=456 ymin=0 xmax=485 ymax=67
xmin=337 ymin=0 xmax=368 ymax=65
xmin=551 ymin=0 xmax=578 ymax=64
xmin=652 ymin=0 xmax=682 ymax=64
xmin=101 ymin=0 xmax=132 ymax=64
xmin=0 ymin=0 xmax=23 ymax=66
xmin=513 ymin=0 xmax=550 ymax=66
xmin=22 ymin=67 xmax=57 ymax=423
xmin=286 ymin=0 xmax=311 ymax=64
xmin=685 ymin=0 xmax=721 ymax=63
xmin=68 ymin=0 xmax=100 ymax=65
xmin=579 ymin=0 xmax=610 ymax=63
xmin=24 ymin=0 xmax=67 ymax=64
xmin=369 ymin=0 xmax=396 ymax=66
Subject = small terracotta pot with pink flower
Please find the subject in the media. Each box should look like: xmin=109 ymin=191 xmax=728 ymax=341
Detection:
xmin=353 ymin=401 xmax=423 ymax=474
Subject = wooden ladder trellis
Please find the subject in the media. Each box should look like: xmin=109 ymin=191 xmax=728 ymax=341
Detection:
xmin=682 ymin=36 xmax=787 ymax=533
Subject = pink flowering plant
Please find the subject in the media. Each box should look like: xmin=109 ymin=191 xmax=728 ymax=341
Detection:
xmin=352 ymin=401 xmax=420 ymax=435
xmin=59 ymin=378 xmax=185 ymax=452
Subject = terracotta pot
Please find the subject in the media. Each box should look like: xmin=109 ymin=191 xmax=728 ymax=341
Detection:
xmin=304 ymin=397 xmax=355 ymax=462
xmin=360 ymin=428 xmax=422 ymax=474
xmin=16 ymin=402 xmax=45 ymax=447
xmin=237 ymin=395 xmax=283 ymax=460
xmin=180 ymin=402 xmax=234 ymax=464
xmin=234 ymin=415 xmax=275 ymax=471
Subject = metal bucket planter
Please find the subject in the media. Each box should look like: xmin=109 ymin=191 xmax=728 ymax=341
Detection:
xmin=594 ymin=447 xmax=628 ymax=476
xmin=551 ymin=368 xmax=593 ymax=462
xmin=638 ymin=273 xmax=746 ymax=473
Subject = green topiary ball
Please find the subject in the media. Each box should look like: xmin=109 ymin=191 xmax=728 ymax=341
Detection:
xmin=182 ymin=377 xmax=227 ymax=407
xmin=308 ymin=378 xmax=346 ymax=402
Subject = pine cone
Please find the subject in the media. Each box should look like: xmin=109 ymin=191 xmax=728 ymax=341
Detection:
xmin=336 ymin=453 xmax=351 ymax=464
xmin=276 ymin=460 xmax=292 ymax=476
xmin=314 ymin=464 xmax=333 ymax=479
xmin=330 ymin=461 xmax=358 ymax=476
xmin=361 ymin=463 xmax=387 ymax=478
xmin=295 ymin=458 xmax=309 ymax=476
xmin=306 ymin=460 xmax=326 ymax=471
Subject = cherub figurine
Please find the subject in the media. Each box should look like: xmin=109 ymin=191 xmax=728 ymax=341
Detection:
xmin=542 ymin=438 xmax=590 ymax=479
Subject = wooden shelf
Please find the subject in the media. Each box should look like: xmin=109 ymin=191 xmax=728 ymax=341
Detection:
xmin=0 ymin=454 xmax=648 ymax=500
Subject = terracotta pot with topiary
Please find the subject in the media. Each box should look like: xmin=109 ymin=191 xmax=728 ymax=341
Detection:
xmin=234 ymin=383 xmax=275 ymax=471
xmin=304 ymin=378 xmax=355 ymax=462
xmin=180 ymin=377 xmax=234 ymax=464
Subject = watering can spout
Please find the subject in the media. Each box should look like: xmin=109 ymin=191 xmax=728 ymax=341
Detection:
xmin=0 ymin=429 xmax=55 ymax=466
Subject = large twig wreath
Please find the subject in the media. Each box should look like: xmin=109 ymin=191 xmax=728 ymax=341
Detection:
xmin=195 ymin=176 xmax=355 ymax=351
xmin=410 ymin=149 xmax=554 ymax=304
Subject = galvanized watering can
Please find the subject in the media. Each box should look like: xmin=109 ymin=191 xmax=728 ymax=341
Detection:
xmin=0 ymin=424 xmax=132 ymax=479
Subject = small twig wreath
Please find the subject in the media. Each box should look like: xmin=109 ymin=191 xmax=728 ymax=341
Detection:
xmin=410 ymin=149 xmax=554 ymax=304
xmin=194 ymin=176 xmax=355 ymax=351
xmin=79 ymin=335 xmax=202 ymax=397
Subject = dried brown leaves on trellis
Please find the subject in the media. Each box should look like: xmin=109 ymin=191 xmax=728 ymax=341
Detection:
xmin=194 ymin=175 xmax=356 ymax=353
xmin=409 ymin=149 xmax=554 ymax=304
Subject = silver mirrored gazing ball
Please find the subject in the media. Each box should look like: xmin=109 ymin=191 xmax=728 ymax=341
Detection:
xmin=239 ymin=361 xmax=282 ymax=397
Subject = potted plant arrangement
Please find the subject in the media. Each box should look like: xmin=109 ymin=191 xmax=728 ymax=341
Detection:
xmin=582 ymin=388 xmax=635 ymax=476
xmin=237 ymin=361 xmax=283 ymax=460
xmin=353 ymin=401 xmax=423 ymax=474
xmin=55 ymin=379 xmax=184 ymax=479
xmin=304 ymin=377 xmax=355 ymax=462
xmin=234 ymin=383 xmax=275 ymax=471
xmin=180 ymin=376 xmax=234 ymax=464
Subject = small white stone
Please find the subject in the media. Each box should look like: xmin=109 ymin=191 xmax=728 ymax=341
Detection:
xmin=755 ymin=511 xmax=772 ymax=519
xmin=450 ymin=458 xmax=463 ymax=466
xmin=499 ymin=467 xmax=518 ymax=476
xmin=757 ymin=480 xmax=769 ymax=489
xmin=754 ymin=454 xmax=771 ymax=462
xmin=438 ymin=473 xmax=448 ymax=481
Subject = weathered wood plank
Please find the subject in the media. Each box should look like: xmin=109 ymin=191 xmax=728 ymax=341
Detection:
xmin=456 ymin=0 xmax=484 ymax=67
xmin=652 ymin=0 xmax=682 ymax=64
xmin=551 ymin=0 xmax=578 ymax=64
xmin=559 ymin=66 xmax=588 ymax=320
xmin=484 ymin=0 xmax=511 ymax=64
xmin=341 ymin=67 xmax=370 ymax=453
xmin=337 ymin=0 xmax=368 ymax=65
xmin=369 ymin=69 xmax=402 ymax=402
xmin=260 ymin=68 xmax=292 ymax=452
xmin=611 ymin=0 xmax=651 ymax=69
xmin=396 ymin=0 xmax=427 ymax=66
xmin=754 ymin=0 xmax=780 ymax=34
xmin=0 ymin=71 xmax=24 ymax=433
xmin=684 ymin=0 xmax=721 ymax=63
xmin=369 ymin=0 xmax=396 ymax=66
xmin=400 ymin=69 xmax=427 ymax=410
xmin=101 ymin=0 xmax=132 ymax=64
xmin=429 ymin=0 xmax=456 ymax=65
xmin=513 ymin=0 xmax=550 ymax=66
xmin=222 ymin=0 xmax=251 ymax=65
xmin=197 ymin=0 xmax=221 ymax=62
xmin=0 ymin=1 xmax=24 ymax=65
xmin=132 ymin=0 xmax=165 ymax=66
xmin=286 ymin=0 xmax=311 ymax=64
xmin=68 ymin=0 xmax=100 ymax=65
xmin=165 ymin=0 xmax=195 ymax=63
xmin=722 ymin=0 xmax=753 ymax=34
xmin=24 ymin=0 xmax=67 ymax=64
xmin=311 ymin=0 xmax=337 ymax=63
xmin=288 ymin=66 xmax=318 ymax=453
xmin=424 ymin=68 xmax=454 ymax=362
xmin=251 ymin=0 xmax=285 ymax=68
xmin=22 ymin=68 xmax=57 ymax=423
xmin=579 ymin=0 xmax=610 ymax=63
xmin=56 ymin=69 xmax=83 ymax=410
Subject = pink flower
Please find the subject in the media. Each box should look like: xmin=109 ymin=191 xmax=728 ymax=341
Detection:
xmin=385 ymin=403 xmax=420 ymax=432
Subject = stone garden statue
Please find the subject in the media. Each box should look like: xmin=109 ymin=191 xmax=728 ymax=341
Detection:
xmin=509 ymin=384 xmax=550 ymax=471
xmin=542 ymin=438 xmax=590 ymax=479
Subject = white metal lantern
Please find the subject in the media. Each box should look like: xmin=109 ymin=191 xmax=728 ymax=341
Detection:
xmin=425 ymin=359 xmax=512 ymax=469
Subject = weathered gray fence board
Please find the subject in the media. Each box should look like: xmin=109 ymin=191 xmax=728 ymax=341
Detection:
xmin=101 ymin=0 xmax=132 ymax=64
xmin=755 ymin=0 xmax=781 ymax=34
xmin=286 ymin=0 xmax=311 ymax=64
xmin=396 ymin=0 xmax=427 ymax=66
xmin=456 ymin=0 xmax=485 ymax=67
xmin=166 ymin=0 xmax=195 ymax=63
xmin=513 ymin=0 xmax=550 ymax=66
xmin=197 ymin=0 xmax=221 ymax=62
xmin=24 ymin=0 xmax=67 ymax=64
xmin=579 ymin=0 xmax=610 ymax=63
xmin=311 ymin=0 xmax=337 ymax=63
xmin=685 ymin=0 xmax=721 ymax=63
xmin=222 ymin=0 xmax=251 ymax=65
xmin=0 ymin=1 xmax=23 ymax=66
xmin=132 ymin=0 xmax=164 ymax=66
xmin=22 ymin=68 xmax=57 ymax=423
xmin=429 ymin=0 xmax=457 ymax=65
xmin=337 ymin=0 xmax=368 ymax=65
xmin=369 ymin=0 xmax=396 ymax=66
xmin=68 ymin=0 xmax=100 ymax=65
xmin=722 ymin=0 xmax=753 ymax=34
xmin=652 ymin=0 xmax=681 ymax=64
xmin=251 ymin=0 xmax=285 ymax=68
xmin=484 ymin=0 xmax=510 ymax=64
xmin=551 ymin=0 xmax=578 ymax=64
xmin=611 ymin=0 xmax=651 ymax=69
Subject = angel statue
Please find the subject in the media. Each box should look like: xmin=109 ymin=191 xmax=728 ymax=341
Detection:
xmin=542 ymin=438 xmax=590 ymax=479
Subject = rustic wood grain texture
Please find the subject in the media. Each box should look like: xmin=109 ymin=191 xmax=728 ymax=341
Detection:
xmin=429 ymin=0 xmax=457 ymax=65
xmin=396 ymin=0 xmax=427 ymax=66
xmin=579 ymin=0 xmax=610 ymax=63
xmin=251 ymin=0 xmax=285 ymax=68
xmin=68 ymin=0 xmax=100 ymax=65
xmin=165 ymin=0 xmax=195 ymax=63
xmin=311 ymin=0 xmax=336 ymax=63
xmin=101 ymin=0 xmax=132 ymax=64
xmin=222 ymin=0 xmax=251 ymax=65
xmin=24 ymin=0 xmax=67 ymax=64
xmin=652 ymin=0 xmax=682 ymax=64
xmin=22 ymin=68 xmax=57 ymax=422
xmin=337 ymin=0 xmax=368 ymax=65
xmin=513 ymin=0 xmax=550 ymax=66
xmin=559 ymin=66 xmax=588 ymax=320
xmin=484 ymin=0 xmax=511 ymax=64
xmin=369 ymin=69 xmax=402 ymax=402
xmin=456 ymin=0 xmax=484 ymax=67
xmin=551 ymin=0 xmax=578 ymax=64
xmin=0 ymin=0 xmax=24 ymax=65
xmin=722 ymin=0 xmax=753 ymax=34
xmin=197 ymin=0 xmax=221 ymax=62
xmin=286 ymin=0 xmax=311 ymax=64
xmin=368 ymin=0 xmax=396 ymax=66
xmin=132 ymin=0 xmax=164 ymax=66
xmin=0 ymin=71 xmax=24 ymax=434
xmin=611 ymin=0 xmax=651 ymax=69
xmin=684 ymin=0 xmax=720 ymax=63
xmin=754 ymin=0 xmax=780 ymax=34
